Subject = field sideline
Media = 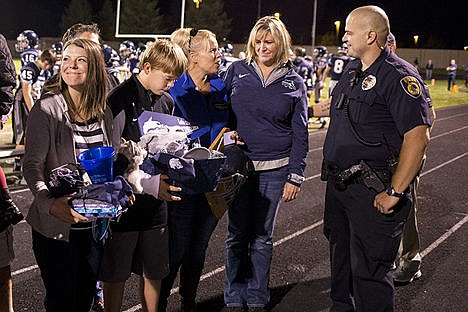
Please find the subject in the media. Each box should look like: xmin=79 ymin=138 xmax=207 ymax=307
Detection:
xmin=12 ymin=58 xmax=468 ymax=111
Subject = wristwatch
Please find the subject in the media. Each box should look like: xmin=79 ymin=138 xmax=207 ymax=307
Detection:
xmin=386 ymin=186 xmax=404 ymax=198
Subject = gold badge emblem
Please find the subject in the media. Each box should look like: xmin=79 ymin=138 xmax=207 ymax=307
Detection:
xmin=400 ymin=76 xmax=421 ymax=98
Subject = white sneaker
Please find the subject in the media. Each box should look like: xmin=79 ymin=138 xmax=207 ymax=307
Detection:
xmin=393 ymin=266 xmax=422 ymax=283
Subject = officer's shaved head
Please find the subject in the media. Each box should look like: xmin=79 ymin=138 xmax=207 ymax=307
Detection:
xmin=347 ymin=5 xmax=390 ymax=50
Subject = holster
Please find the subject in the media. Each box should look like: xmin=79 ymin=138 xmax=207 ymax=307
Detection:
xmin=321 ymin=159 xmax=390 ymax=192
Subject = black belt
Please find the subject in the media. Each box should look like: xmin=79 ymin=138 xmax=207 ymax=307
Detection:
xmin=322 ymin=160 xmax=390 ymax=192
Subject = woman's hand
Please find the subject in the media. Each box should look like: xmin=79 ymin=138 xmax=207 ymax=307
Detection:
xmin=231 ymin=131 xmax=245 ymax=146
xmin=158 ymin=174 xmax=182 ymax=201
xmin=50 ymin=196 xmax=88 ymax=224
xmin=283 ymin=182 xmax=300 ymax=202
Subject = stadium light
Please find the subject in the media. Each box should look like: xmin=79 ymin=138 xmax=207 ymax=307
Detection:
xmin=274 ymin=12 xmax=281 ymax=20
xmin=193 ymin=0 xmax=202 ymax=9
xmin=334 ymin=21 xmax=341 ymax=38
xmin=413 ymin=35 xmax=419 ymax=46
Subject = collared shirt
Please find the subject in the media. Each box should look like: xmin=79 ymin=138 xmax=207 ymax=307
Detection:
xmin=169 ymin=71 xmax=229 ymax=148
xmin=323 ymin=47 xmax=432 ymax=170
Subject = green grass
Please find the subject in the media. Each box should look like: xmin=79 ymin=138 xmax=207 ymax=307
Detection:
xmin=318 ymin=78 xmax=468 ymax=109
xmin=424 ymin=80 xmax=468 ymax=107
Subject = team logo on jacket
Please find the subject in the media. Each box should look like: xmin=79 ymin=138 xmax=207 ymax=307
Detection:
xmin=169 ymin=158 xmax=184 ymax=170
xmin=361 ymin=75 xmax=376 ymax=90
xmin=400 ymin=76 xmax=421 ymax=98
xmin=282 ymin=79 xmax=296 ymax=90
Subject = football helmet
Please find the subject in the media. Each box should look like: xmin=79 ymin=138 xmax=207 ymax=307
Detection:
xmin=136 ymin=44 xmax=147 ymax=59
xmin=119 ymin=40 xmax=136 ymax=57
xmin=294 ymin=47 xmax=307 ymax=57
xmin=52 ymin=41 xmax=63 ymax=56
xmin=221 ymin=43 xmax=234 ymax=56
xmin=101 ymin=44 xmax=120 ymax=68
xmin=15 ymin=30 xmax=39 ymax=52
xmin=313 ymin=45 xmax=327 ymax=58
xmin=337 ymin=43 xmax=348 ymax=55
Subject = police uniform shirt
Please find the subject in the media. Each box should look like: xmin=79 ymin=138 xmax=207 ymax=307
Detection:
xmin=323 ymin=47 xmax=432 ymax=170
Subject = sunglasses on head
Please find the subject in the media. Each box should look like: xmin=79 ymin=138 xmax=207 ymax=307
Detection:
xmin=189 ymin=28 xmax=199 ymax=52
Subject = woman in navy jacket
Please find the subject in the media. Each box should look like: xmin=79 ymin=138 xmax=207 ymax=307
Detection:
xmin=222 ymin=16 xmax=309 ymax=311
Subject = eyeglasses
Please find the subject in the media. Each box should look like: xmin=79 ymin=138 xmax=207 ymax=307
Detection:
xmin=189 ymin=28 xmax=199 ymax=52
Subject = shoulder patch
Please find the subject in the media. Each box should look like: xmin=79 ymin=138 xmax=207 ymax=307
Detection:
xmin=400 ymin=76 xmax=421 ymax=98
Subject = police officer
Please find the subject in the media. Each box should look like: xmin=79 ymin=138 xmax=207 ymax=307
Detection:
xmin=322 ymin=6 xmax=431 ymax=312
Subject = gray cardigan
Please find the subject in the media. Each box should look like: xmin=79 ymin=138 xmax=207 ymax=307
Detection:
xmin=23 ymin=91 xmax=114 ymax=241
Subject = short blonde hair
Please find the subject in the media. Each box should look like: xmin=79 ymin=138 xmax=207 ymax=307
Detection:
xmin=139 ymin=40 xmax=188 ymax=77
xmin=246 ymin=16 xmax=291 ymax=64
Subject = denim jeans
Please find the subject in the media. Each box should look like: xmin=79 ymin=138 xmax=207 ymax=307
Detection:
xmin=32 ymin=229 xmax=98 ymax=312
xmin=224 ymin=166 xmax=288 ymax=308
xmin=159 ymin=194 xmax=218 ymax=310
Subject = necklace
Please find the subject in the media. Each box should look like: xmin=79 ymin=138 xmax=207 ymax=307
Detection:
xmin=194 ymin=78 xmax=209 ymax=91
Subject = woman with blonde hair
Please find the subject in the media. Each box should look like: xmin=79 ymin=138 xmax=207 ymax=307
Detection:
xmin=23 ymin=38 xmax=113 ymax=312
xmin=222 ymin=16 xmax=309 ymax=311
xmin=157 ymin=28 xmax=229 ymax=311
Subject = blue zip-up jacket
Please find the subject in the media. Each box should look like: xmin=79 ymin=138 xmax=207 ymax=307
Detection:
xmin=169 ymin=71 xmax=229 ymax=147
xmin=223 ymin=60 xmax=309 ymax=177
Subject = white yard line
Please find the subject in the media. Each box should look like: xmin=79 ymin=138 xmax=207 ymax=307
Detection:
xmin=9 ymin=120 xmax=468 ymax=312
xmin=123 ymin=150 xmax=468 ymax=311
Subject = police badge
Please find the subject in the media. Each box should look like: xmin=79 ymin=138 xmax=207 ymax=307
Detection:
xmin=361 ymin=75 xmax=376 ymax=90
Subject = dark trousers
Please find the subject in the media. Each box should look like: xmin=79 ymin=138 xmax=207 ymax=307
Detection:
xmin=447 ymin=75 xmax=456 ymax=90
xmin=323 ymin=182 xmax=411 ymax=312
xmin=158 ymin=194 xmax=217 ymax=310
xmin=32 ymin=230 xmax=98 ymax=312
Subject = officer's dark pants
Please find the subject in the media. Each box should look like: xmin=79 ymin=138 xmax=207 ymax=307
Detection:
xmin=323 ymin=182 xmax=411 ymax=312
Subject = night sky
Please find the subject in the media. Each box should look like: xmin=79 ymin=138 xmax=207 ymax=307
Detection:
xmin=1 ymin=0 xmax=466 ymax=49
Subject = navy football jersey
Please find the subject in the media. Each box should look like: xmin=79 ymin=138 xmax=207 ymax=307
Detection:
xmin=20 ymin=48 xmax=40 ymax=67
xmin=293 ymin=57 xmax=314 ymax=90
xmin=328 ymin=54 xmax=351 ymax=81
xmin=19 ymin=62 xmax=42 ymax=100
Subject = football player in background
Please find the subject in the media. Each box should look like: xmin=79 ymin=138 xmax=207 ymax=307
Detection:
xmin=13 ymin=49 xmax=55 ymax=145
xmin=119 ymin=40 xmax=137 ymax=80
xmin=293 ymin=47 xmax=314 ymax=98
xmin=50 ymin=41 xmax=63 ymax=75
xmin=312 ymin=45 xmax=328 ymax=103
xmin=102 ymin=44 xmax=121 ymax=88
xmin=15 ymin=30 xmax=41 ymax=67
xmin=322 ymin=43 xmax=351 ymax=96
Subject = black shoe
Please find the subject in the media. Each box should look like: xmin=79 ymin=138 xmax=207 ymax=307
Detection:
xmin=220 ymin=306 xmax=245 ymax=312
xmin=248 ymin=307 xmax=267 ymax=312
xmin=0 ymin=188 xmax=24 ymax=232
